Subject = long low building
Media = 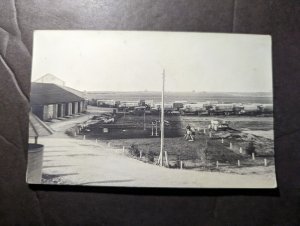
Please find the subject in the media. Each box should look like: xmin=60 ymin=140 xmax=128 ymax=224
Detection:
xmin=30 ymin=82 xmax=87 ymax=121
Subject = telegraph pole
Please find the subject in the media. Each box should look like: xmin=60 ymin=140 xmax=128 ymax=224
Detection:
xmin=159 ymin=69 xmax=165 ymax=166
xmin=143 ymin=110 xmax=146 ymax=130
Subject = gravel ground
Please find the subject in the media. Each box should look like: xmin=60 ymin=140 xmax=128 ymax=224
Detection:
xmin=35 ymin=107 xmax=276 ymax=188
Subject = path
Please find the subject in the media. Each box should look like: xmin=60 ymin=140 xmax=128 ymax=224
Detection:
xmin=38 ymin=110 xmax=276 ymax=188
xmin=40 ymin=136 xmax=276 ymax=188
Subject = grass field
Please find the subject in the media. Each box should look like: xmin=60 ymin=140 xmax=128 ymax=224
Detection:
xmin=80 ymin=113 xmax=274 ymax=175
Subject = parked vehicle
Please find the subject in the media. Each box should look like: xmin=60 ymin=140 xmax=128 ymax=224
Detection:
xmin=180 ymin=103 xmax=205 ymax=115
xmin=209 ymin=104 xmax=234 ymax=115
xmin=239 ymin=104 xmax=260 ymax=115
xmin=258 ymin=104 xmax=273 ymax=114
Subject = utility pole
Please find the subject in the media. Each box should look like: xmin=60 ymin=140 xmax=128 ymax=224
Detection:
xmin=159 ymin=69 xmax=165 ymax=166
xmin=143 ymin=110 xmax=146 ymax=130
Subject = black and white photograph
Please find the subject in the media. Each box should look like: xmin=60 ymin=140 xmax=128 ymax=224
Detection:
xmin=27 ymin=30 xmax=276 ymax=188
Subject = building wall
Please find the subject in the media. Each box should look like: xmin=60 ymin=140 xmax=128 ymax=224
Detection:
xmin=43 ymin=105 xmax=49 ymax=121
xmin=78 ymin=101 xmax=82 ymax=113
xmin=42 ymin=104 xmax=58 ymax=121
xmin=57 ymin=103 xmax=65 ymax=117
xmin=68 ymin=103 xmax=72 ymax=115
xmin=72 ymin=102 xmax=78 ymax=114
xmin=53 ymin=104 xmax=58 ymax=119
xmin=31 ymin=105 xmax=44 ymax=121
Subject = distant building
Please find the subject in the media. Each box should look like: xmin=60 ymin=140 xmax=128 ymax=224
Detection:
xmin=34 ymin=74 xmax=66 ymax=86
xmin=30 ymin=82 xmax=87 ymax=121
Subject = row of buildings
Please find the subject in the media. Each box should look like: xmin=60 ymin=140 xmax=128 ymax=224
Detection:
xmin=30 ymin=74 xmax=87 ymax=121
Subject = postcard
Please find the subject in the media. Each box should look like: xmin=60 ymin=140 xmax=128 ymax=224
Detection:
xmin=27 ymin=31 xmax=276 ymax=188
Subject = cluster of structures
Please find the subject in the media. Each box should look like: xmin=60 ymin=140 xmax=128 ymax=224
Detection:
xmin=30 ymin=74 xmax=88 ymax=121
xmin=89 ymin=98 xmax=273 ymax=116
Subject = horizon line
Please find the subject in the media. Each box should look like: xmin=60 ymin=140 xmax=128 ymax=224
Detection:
xmin=86 ymin=90 xmax=273 ymax=93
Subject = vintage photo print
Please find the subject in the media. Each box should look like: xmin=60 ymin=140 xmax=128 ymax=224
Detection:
xmin=27 ymin=31 xmax=276 ymax=188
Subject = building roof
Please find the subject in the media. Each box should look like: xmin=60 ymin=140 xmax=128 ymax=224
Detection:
xmin=61 ymin=85 xmax=86 ymax=99
xmin=34 ymin=74 xmax=66 ymax=86
xmin=30 ymin=83 xmax=84 ymax=105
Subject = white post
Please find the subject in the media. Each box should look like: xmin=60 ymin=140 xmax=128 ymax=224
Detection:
xmin=197 ymin=127 xmax=200 ymax=131
xmin=164 ymin=151 xmax=169 ymax=167
xmin=239 ymin=147 xmax=242 ymax=154
xmin=230 ymin=142 xmax=232 ymax=149
xmin=209 ymin=132 xmax=212 ymax=138
xmin=143 ymin=111 xmax=146 ymax=130
xmin=159 ymin=70 xmax=165 ymax=167
xmin=155 ymin=122 xmax=158 ymax=136
xmin=96 ymin=139 xmax=98 ymax=143
xmin=83 ymin=135 xmax=86 ymax=140
xmin=216 ymin=161 xmax=219 ymax=168
xmin=123 ymin=146 xmax=125 ymax=153
xmin=264 ymin=158 xmax=267 ymax=166
xmin=252 ymin=152 xmax=255 ymax=160
xmin=151 ymin=123 xmax=154 ymax=136
xmin=157 ymin=154 xmax=161 ymax=165
xmin=238 ymin=160 xmax=240 ymax=167
xmin=203 ymin=128 xmax=206 ymax=134
xmin=74 ymin=131 xmax=77 ymax=137
xmin=139 ymin=150 xmax=142 ymax=159
xmin=180 ymin=161 xmax=183 ymax=169
xmin=221 ymin=138 xmax=224 ymax=144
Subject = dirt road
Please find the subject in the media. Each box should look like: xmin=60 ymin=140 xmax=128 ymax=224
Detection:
xmin=38 ymin=110 xmax=276 ymax=188
xmin=40 ymin=135 xmax=276 ymax=188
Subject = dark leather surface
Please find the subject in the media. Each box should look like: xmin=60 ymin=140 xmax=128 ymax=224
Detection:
xmin=0 ymin=0 xmax=299 ymax=225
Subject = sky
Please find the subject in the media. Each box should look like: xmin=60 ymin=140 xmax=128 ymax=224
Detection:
xmin=31 ymin=31 xmax=273 ymax=92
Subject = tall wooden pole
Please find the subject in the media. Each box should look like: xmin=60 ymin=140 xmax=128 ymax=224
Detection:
xmin=159 ymin=69 xmax=165 ymax=166
xmin=143 ymin=110 xmax=146 ymax=130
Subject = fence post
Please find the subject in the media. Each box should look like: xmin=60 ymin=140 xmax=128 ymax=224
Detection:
xmin=155 ymin=123 xmax=158 ymax=136
xmin=139 ymin=150 xmax=142 ymax=159
xmin=221 ymin=138 xmax=224 ymax=144
xmin=157 ymin=154 xmax=161 ymax=165
xmin=83 ymin=135 xmax=86 ymax=140
xmin=203 ymin=128 xmax=206 ymax=134
xmin=238 ymin=160 xmax=240 ymax=167
xmin=252 ymin=152 xmax=255 ymax=160
xmin=239 ymin=147 xmax=243 ymax=154
xmin=216 ymin=161 xmax=219 ymax=168
xmin=151 ymin=123 xmax=154 ymax=136
xmin=164 ymin=151 xmax=169 ymax=167
xmin=180 ymin=161 xmax=183 ymax=169
xmin=264 ymin=158 xmax=267 ymax=166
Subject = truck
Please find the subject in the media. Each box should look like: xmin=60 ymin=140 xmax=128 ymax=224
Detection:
xmin=239 ymin=104 xmax=260 ymax=115
xmin=209 ymin=104 xmax=234 ymax=115
xmin=258 ymin=104 xmax=273 ymax=114
xmin=118 ymin=101 xmax=140 ymax=111
xmin=180 ymin=103 xmax=206 ymax=115
xmin=172 ymin=101 xmax=187 ymax=110
xmin=96 ymin=99 xmax=116 ymax=108
xmin=151 ymin=103 xmax=174 ymax=115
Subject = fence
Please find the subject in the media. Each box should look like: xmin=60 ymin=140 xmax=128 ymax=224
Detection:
xmin=73 ymin=128 xmax=273 ymax=172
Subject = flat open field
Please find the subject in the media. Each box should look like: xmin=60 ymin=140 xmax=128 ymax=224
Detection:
xmin=80 ymin=112 xmax=274 ymax=175
xmin=87 ymin=91 xmax=273 ymax=104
